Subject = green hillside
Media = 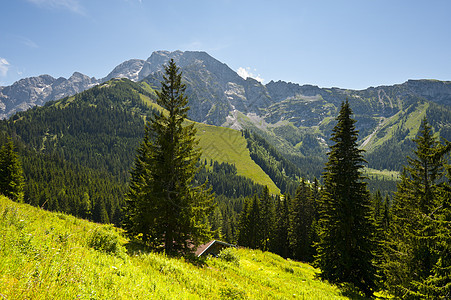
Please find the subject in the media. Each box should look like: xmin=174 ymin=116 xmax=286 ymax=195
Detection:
xmin=196 ymin=123 xmax=280 ymax=194
xmin=0 ymin=195 xmax=363 ymax=299
xmin=2 ymin=78 xmax=278 ymax=195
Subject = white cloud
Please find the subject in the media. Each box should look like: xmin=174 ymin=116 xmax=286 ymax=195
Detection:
xmin=27 ymin=0 xmax=86 ymax=15
xmin=21 ymin=37 xmax=39 ymax=49
xmin=237 ymin=67 xmax=264 ymax=83
xmin=0 ymin=58 xmax=10 ymax=77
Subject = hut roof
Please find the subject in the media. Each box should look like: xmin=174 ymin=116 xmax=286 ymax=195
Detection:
xmin=195 ymin=240 xmax=236 ymax=257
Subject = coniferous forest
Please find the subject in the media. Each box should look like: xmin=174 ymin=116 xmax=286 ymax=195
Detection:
xmin=0 ymin=61 xmax=450 ymax=298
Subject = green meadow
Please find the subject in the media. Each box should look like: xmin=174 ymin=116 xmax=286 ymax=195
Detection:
xmin=195 ymin=123 xmax=280 ymax=194
xmin=0 ymin=195 xmax=368 ymax=299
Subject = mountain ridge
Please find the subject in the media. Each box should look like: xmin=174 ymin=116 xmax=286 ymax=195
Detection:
xmin=1 ymin=50 xmax=450 ymax=176
xmin=2 ymin=50 xmax=449 ymax=121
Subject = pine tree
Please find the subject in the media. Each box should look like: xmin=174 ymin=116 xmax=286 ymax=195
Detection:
xmin=316 ymin=100 xmax=376 ymax=296
xmin=418 ymin=150 xmax=451 ymax=298
xmin=259 ymin=186 xmax=275 ymax=251
xmin=273 ymin=194 xmax=291 ymax=258
xmin=372 ymin=191 xmax=389 ymax=285
xmin=289 ymin=179 xmax=315 ymax=262
xmin=123 ymin=59 xmax=214 ymax=254
xmin=0 ymin=137 xmax=24 ymax=202
xmin=238 ymin=194 xmax=262 ymax=249
xmin=384 ymin=118 xmax=450 ymax=298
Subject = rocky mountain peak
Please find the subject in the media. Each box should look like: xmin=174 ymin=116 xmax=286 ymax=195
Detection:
xmin=103 ymin=59 xmax=146 ymax=82
xmin=1 ymin=50 xmax=450 ymax=125
xmin=402 ymin=79 xmax=451 ymax=106
xmin=0 ymin=72 xmax=99 ymax=119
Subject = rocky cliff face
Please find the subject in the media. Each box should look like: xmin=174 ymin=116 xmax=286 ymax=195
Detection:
xmin=140 ymin=51 xmax=274 ymax=125
xmin=401 ymin=80 xmax=451 ymax=106
xmin=102 ymin=59 xmax=146 ymax=82
xmin=0 ymin=73 xmax=98 ymax=119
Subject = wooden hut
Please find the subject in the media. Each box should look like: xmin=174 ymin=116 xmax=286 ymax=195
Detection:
xmin=195 ymin=240 xmax=236 ymax=257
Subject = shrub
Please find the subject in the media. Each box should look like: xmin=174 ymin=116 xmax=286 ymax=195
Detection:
xmin=88 ymin=225 xmax=125 ymax=257
xmin=217 ymin=247 xmax=239 ymax=266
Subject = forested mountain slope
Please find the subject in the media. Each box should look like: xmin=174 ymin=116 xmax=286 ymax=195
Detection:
xmin=0 ymin=78 xmax=281 ymax=224
xmin=2 ymin=50 xmax=450 ymax=180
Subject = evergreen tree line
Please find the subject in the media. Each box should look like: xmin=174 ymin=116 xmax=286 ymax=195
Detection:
xmin=281 ymin=152 xmax=326 ymax=182
xmin=2 ymin=79 xmax=156 ymax=181
xmin=208 ymin=195 xmax=244 ymax=246
xmin=236 ymin=180 xmax=321 ymax=263
xmin=234 ymin=108 xmax=451 ymax=297
xmin=0 ymin=131 xmax=126 ymax=225
xmin=0 ymin=132 xmax=269 ymax=228
xmin=22 ymin=151 xmax=125 ymax=225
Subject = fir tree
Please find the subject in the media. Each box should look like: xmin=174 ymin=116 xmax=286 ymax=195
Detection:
xmin=316 ymin=100 xmax=376 ymax=296
xmin=259 ymin=186 xmax=275 ymax=251
xmin=418 ymin=149 xmax=451 ymax=298
xmin=0 ymin=137 xmax=24 ymax=202
xmin=238 ymin=194 xmax=262 ymax=249
xmin=123 ymin=59 xmax=214 ymax=254
xmin=289 ymin=179 xmax=315 ymax=262
xmin=384 ymin=118 xmax=450 ymax=298
xmin=273 ymin=194 xmax=291 ymax=258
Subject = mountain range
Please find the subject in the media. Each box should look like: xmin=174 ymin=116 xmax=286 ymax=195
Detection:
xmin=1 ymin=50 xmax=450 ymax=173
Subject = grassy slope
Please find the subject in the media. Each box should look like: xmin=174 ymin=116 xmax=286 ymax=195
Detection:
xmin=195 ymin=123 xmax=280 ymax=194
xmin=362 ymin=102 xmax=429 ymax=153
xmin=364 ymin=168 xmax=400 ymax=181
xmin=46 ymin=82 xmax=280 ymax=195
xmin=139 ymin=86 xmax=280 ymax=194
xmin=0 ymin=196 xmax=356 ymax=299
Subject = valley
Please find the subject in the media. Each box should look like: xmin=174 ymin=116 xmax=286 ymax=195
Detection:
xmin=0 ymin=50 xmax=450 ymax=299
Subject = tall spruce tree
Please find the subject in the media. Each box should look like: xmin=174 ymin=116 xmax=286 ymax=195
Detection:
xmin=372 ymin=191 xmax=389 ymax=285
xmin=259 ymin=186 xmax=275 ymax=251
xmin=384 ymin=118 xmax=450 ymax=298
xmin=273 ymin=194 xmax=291 ymax=258
xmin=289 ymin=178 xmax=315 ymax=262
xmin=0 ymin=137 xmax=24 ymax=202
xmin=418 ymin=146 xmax=450 ymax=298
xmin=238 ymin=194 xmax=262 ymax=249
xmin=123 ymin=59 xmax=213 ymax=254
xmin=316 ymin=100 xmax=376 ymax=296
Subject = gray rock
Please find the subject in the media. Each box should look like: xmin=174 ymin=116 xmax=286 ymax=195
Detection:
xmin=1 ymin=50 xmax=450 ymax=127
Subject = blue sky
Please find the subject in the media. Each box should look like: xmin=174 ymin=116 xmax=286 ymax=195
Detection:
xmin=1 ymin=0 xmax=450 ymax=89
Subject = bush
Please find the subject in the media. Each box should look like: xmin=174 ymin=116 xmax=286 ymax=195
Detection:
xmin=88 ymin=225 xmax=125 ymax=257
xmin=217 ymin=247 xmax=239 ymax=266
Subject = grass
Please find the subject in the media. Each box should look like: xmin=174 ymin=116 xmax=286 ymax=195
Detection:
xmin=364 ymin=168 xmax=400 ymax=181
xmin=0 ymin=195 xmax=371 ymax=299
xmin=195 ymin=123 xmax=280 ymax=194
xmin=363 ymin=102 xmax=429 ymax=152
xmin=137 ymin=83 xmax=280 ymax=194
